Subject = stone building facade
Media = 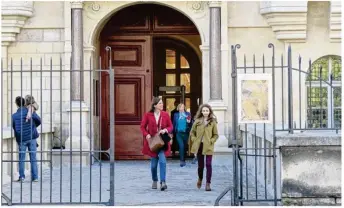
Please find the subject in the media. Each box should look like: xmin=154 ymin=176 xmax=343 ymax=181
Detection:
xmin=1 ymin=1 xmax=342 ymax=159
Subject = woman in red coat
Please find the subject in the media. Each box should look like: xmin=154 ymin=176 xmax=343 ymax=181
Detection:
xmin=140 ymin=97 xmax=173 ymax=191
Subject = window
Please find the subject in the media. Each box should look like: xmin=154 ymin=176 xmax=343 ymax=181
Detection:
xmin=164 ymin=49 xmax=192 ymax=110
xmin=306 ymin=55 xmax=341 ymax=128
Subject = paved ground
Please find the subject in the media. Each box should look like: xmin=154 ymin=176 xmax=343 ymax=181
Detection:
xmin=2 ymin=156 xmax=273 ymax=206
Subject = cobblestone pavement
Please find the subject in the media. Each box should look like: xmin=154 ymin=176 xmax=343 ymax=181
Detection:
xmin=2 ymin=155 xmax=272 ymax=206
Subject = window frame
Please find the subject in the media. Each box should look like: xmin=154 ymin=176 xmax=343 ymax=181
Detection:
xmin=306 ymin=55 xmax=341 ymax=128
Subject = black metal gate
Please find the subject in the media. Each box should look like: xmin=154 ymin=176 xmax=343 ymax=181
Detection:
xmin=1 ymin=47 xmax=115 ymax=206
xmin=216 ymin=43 xmax=340 ymax=206
xmin=230 ymin=43 xmax=279 ymax=206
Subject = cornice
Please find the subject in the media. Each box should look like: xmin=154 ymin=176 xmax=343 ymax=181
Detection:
xmin=329 ymin=1 xmax=341 ymax=43
xmin=1 ymin=2 xmax=34 ymax=46
xmin=260 ymin=1 xmax=308 ymax=43
xmin=208 ymin=1 xmax=221 ymax=8
xmin=71 ymin=1 xmax=84 ymax=9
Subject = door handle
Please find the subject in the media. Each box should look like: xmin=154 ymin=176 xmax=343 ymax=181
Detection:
xmin=146 ymin=69 xmax=150 ymax=73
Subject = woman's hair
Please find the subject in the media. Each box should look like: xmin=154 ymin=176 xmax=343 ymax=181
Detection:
xmin=194 ymin=103 xmax=216 ymax=123
xmin=25 ymin=95 xmax=35 ymax=106
xmin=177 ymin=103 xmax=185 ymax=111
xmin=149 ymin=96 xmax=162 ymax=112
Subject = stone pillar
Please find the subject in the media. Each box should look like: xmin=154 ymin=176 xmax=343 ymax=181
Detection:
xmin=209 ymin=1 xmax=222 ymax=101
xmin=207 ymin=1 xmax=231 ymax=161
xmin=71 ymin=2 xmax=83 ymax=101
xmin=56 ymin=1 xmax=91 ymax=166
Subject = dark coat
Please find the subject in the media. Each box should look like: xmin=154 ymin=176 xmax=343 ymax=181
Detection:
xmin=12 ymin=107 xmax=41 ymax=144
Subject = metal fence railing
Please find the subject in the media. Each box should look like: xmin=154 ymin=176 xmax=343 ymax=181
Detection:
xmin=1 ymin=47 xmax=115 ymax=206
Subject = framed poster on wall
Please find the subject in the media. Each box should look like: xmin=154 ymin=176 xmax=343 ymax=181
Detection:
xmin=237 ymin=73 xmax=273 ymax=124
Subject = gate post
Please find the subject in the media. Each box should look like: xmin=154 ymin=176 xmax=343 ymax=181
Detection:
xmin=287 ymin=45 xmax=294 ymax=133
xmin=106 ymin=46 xmax=115 ymax=206
xmin=231 ymin=44 xmax=240 ymax=206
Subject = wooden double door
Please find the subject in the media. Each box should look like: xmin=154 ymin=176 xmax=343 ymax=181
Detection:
xmin=101 ymin=36 xmax=201 ymax=159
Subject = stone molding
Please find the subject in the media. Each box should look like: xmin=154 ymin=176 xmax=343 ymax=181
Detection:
xmin=260 ymin=1 xmax=308 ymax=42
xmin=186 ymin=1 xmax=208 ymax=19
xmin=1 ymin=2 xmax=34 ymax=46
xmin=71 ymin=1 xmax=83 ymax=9
xmin=329 ymin=1 xmax=341 ymax=42
xmin=208 ymin=1 xmax=222 ymax=8
xmin=199 ymin=44 xmax=209 ymax=51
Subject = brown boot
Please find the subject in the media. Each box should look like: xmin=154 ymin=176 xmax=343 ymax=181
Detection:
xmin=152 ymin=181 xmax=157 ymax=189
xmin=205 ymin=182 xmax=211 ymax=191
xmin=197 ymin=178 xmax=202 ymax=189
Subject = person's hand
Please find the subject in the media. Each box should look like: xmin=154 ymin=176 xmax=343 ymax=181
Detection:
xmin=146 ymin=134 xmax=151 ymax=140
xmin=159 ymin=129 xmax=167 ymax=134
xmin=187 ymin=119 xmax=191 ymax=123
xmin=170 ymin=139 xmax=173 ymax=145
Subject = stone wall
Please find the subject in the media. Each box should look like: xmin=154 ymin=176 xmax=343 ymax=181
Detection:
xmin=277 ymin=131 xmax=341 ymax=206
xmin=5 ymin=2 xmax=70 ymax=146
xmin=239 ymin=124 xmax=341 ymax=206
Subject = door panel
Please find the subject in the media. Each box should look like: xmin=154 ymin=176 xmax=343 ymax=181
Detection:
xmin=101 ymin=36 xmax=151 ymax=160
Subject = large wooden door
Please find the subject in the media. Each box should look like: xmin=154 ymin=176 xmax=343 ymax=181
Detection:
xmin=101 ymin=36 xmax=152 ymax=160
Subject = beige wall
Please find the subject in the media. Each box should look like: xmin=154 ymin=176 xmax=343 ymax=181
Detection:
xmin=2 ymin=1 xmax=341 ymax=145
xmin=225 ymin=1 xmax=341 ymax=129
xmin=5 ymin=2 xmax=69 ymax=137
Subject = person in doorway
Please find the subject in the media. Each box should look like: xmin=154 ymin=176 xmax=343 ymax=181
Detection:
xmin=12 ymin=96 xmax=41 ymax=182
xmin=141 ymin=97 xmax=173 ymax=191
xmin=190 ymin=104 xmax=218 ymax=191
xmin=173 ymin=103 xmax=191 ymax=167
xmin=170 ymin=100 xmax=178 ymax=157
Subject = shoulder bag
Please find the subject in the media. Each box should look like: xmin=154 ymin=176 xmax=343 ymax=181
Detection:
xmin=148 ymin=117 xmax=165 ymax=152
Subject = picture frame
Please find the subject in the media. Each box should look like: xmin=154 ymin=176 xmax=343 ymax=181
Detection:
xmin=237 ymin=73 xmax=273 ymax=124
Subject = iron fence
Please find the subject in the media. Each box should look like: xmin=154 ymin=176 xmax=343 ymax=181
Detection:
xmin=217 ymin=43 xmax=341 ymax=206
xmin=1 ymin=47 xmax=115 ymax=206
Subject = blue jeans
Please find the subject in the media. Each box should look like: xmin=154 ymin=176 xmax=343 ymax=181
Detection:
xmin=150 ymin=150 xmax=166 ymax=183
xmin=19 ymin=139 xmax=38 ymax=180
xmin=176 ymin=132 xmax=189 ymax=162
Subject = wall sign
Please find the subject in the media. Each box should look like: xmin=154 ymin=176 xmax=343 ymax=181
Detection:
xmin=237 ymin=73 xmax=273 ymax=124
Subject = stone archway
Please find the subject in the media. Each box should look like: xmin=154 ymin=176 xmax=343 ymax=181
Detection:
xmin=93 ymin=3 xmax=203 ymax=159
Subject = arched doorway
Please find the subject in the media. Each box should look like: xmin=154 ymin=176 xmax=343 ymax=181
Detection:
xmin=99 ymin=4 xmax=201 ymax=160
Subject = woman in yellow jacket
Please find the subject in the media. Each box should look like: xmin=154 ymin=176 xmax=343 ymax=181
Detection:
xmin=189 ymin=104 xmax=218 ymax=191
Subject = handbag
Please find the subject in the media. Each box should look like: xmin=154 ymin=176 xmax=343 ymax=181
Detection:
xmin=160 ymin=117 xmax=173 ymax=150
xmin=148 ymin=116 xmax=165 ymax=152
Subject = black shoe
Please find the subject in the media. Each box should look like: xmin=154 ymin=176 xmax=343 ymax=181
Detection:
xmin=16 ymin=178 xmax=24 ymax=182
xmin=160 ymin=182 xmax=167 ymax=191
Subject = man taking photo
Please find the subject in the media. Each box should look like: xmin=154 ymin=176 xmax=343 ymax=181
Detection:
xmin=12 ymin=96 xmax=41 ymax=182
